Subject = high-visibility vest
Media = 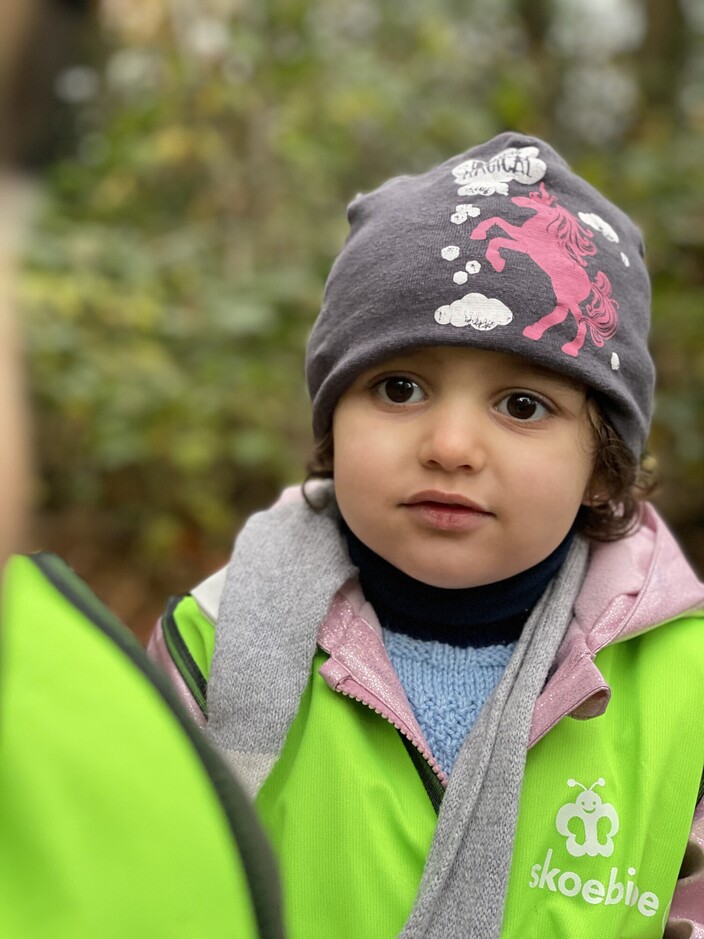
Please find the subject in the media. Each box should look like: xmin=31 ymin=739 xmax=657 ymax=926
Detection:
xmin=257 ymin=619 xmax=704 ymax=938
xmin=164 ymin=589 xmax=704 ymax=938
xmin=0 ymin=553 xmax=283 ymax=938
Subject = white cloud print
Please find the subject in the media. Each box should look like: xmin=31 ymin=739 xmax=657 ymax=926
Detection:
xmin=578 ymin=212 xmax=619 ymax=243
xmin=452 ymin=146 xmax=546 ymax=197
xmin=450 ymin=203 xmax=481 ymax=224
xmin=434 ymin=293 xmax=514 ymax=331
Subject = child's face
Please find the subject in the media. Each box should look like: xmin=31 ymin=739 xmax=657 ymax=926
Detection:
xmin=332 ymin=345 xmax=595 ymax=589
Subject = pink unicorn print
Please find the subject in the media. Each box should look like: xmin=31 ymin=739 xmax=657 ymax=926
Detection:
xmin=470 ymin=183 xmax=618 ymax=356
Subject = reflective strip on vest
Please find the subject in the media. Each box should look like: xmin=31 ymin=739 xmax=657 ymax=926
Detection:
xmin=257 ymin=616 xmax=704 ymax=939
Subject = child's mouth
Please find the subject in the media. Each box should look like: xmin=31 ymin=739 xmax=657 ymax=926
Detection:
xmin=403 ymin=492 xmax=493 ymax=532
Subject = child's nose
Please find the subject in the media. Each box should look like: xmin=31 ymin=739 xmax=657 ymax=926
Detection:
xmin=417 ymin=406 xmax=487 ymax=473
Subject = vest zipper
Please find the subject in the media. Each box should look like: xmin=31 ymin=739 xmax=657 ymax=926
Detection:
xmin=329 ymin=672 xmax=448 ymax=804
xmin=397 ymin=733 xmax=445 ymax=814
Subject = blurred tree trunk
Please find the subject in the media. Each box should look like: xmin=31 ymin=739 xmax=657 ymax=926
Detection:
xmin=512 ymin=0 xmax=563 ymax=136
xmin=514 ymin=0 xmax=552 ymax=50
xmin=0 ymin=0 xmax=95 ymax=168
xmin=633 ymin=0 xmax=691 ymax=127
xmin=0 ymin=0 xmax=40 ymax=164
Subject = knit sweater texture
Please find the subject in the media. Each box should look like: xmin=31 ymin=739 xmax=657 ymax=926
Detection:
xmin=382 ymin=630 xmax=515 ymax=773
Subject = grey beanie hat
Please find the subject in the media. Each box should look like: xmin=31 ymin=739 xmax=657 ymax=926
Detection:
xmin=305 ymin=131 xmax=654 ymax=457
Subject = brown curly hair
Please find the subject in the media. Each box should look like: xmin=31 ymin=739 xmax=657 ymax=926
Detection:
xmin=577 ymin=399 xmax=659 ymax=541
xmin=303 ymin=396 xmax=659 ymax=543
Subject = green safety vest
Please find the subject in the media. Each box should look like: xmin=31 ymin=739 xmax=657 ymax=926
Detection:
xmin=0 ymin=554 xmax=283 ymax=939
xmin=165 ymin=593 xmax=704 ymax=938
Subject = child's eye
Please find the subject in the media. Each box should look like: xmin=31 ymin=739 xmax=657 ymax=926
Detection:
xmin=496 ymin=393 xmax=551 ymax=421
xmin=375 ymin=377 xmax=426 ymax=405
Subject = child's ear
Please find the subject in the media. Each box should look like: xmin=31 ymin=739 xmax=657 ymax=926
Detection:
xmin=581 ymin=462 xmax=609 ymax=508
xmin=581 ymin=477 xmax=600 ymax=508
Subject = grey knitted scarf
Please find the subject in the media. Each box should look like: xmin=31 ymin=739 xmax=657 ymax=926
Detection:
xmin=206 ymin=488 xmax=589 ymax=937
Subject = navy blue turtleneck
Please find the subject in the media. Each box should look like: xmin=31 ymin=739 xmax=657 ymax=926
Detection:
xmin=342 ymin=521 xmax=574 ymax=647
xmin=341 ymin=520 xmax=575 ymax=774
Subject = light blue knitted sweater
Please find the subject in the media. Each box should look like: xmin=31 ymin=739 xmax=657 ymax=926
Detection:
xmin=383 ymin=630 xmax=515 ymax=775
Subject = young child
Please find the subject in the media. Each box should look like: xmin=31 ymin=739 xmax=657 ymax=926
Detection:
xmin=150 ymin=132 xmax=704 ymax=938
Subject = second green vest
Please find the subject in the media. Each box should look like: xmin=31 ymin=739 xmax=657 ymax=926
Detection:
xmin=256 ymin=614 xmax=704 ymax=938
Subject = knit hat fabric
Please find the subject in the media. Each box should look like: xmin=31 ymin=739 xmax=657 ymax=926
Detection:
xmin=305 ymin=131 xmax=654 ymax=457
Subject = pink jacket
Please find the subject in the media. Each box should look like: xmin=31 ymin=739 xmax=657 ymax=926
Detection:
xmin=150 ymin=501 xmax=704 ymax=936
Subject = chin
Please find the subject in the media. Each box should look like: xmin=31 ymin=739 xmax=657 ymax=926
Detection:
xmin=402 ymin=565 xmax=486 ymax=590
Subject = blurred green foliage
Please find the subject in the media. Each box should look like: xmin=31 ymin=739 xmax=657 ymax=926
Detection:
xmin=20 ymin=0 xmax=704 ymax=626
